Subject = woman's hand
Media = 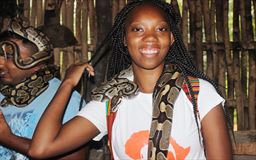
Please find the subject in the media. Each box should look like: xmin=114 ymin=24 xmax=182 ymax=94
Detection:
xmin=63 ymin=62 xmax=95 ymax=88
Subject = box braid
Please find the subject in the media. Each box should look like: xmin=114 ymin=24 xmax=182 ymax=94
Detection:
xmin=93 ymin=0 xmax=231 ymax=140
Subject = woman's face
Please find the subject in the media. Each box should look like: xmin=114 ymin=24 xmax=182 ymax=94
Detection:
xmin=124 ymin=3 xmax=174 ymax=71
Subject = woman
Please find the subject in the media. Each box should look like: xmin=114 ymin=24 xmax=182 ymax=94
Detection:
xmin=29 ymin=0 xmax=232 ymax=159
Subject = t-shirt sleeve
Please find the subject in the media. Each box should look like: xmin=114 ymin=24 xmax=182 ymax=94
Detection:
xmin=77 ymin=100 xmax=107 ymax=141
xmin=198 ymin=79 xmax=225 ymax=120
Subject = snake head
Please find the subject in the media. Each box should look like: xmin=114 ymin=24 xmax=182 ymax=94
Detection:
xmin=6 ymin=17 xmax=53 ymax=69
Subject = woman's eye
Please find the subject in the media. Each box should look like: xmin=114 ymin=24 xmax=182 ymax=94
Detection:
xmin=157 ymin=27 xmax=169 ymax=32
xmin=131 ymin=28 xmax=143 ymax=32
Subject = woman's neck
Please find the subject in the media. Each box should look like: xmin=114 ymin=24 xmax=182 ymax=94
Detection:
xmin=132 ymin=65 xmax=164 ymax=93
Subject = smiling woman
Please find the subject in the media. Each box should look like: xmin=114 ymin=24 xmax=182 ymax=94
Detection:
xmin=124 ymin=3 xmax=174 ymax=76
xmin=28 ymin=1 xmax=232 ymax=160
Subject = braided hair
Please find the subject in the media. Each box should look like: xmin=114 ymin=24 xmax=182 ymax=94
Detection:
xmin=95 ymin=0 xmax=230 ymax=139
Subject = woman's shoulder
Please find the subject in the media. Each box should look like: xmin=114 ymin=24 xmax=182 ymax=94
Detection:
xmin=197 ymin=78 xmax=218 ymax=92
xmin=184 ymin=76 xmax=216 ymax=90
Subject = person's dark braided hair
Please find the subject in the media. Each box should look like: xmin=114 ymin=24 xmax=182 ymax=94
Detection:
xmin=94 ymin=0 xmax=232 ymax=141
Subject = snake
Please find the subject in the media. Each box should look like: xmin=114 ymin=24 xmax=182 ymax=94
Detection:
xmin=91 ymin=66 xmax=139 ymax=112
xmin=91 ymin=65 xmax=187 ymax=159
xmin=0 ymin=16 xmax=53 ymax=69
xmin=148 ymin=66 xmax=184 ymax=159
xmin=0 ymin=65 xmax=58 ymax=107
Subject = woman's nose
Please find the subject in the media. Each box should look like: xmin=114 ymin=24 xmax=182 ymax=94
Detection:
xmin=143 ymin=32 xmax=157 ymax=43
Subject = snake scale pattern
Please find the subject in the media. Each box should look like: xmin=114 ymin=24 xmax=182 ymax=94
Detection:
xmin=91 ymin=66 xmax=139 ymax=112
xmin=148 ymin=67 xmax=184 ymax=159
xmin=7 ymin=17 xmax=53 ymax=69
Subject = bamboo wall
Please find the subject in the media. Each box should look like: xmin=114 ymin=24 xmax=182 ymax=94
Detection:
xmin=1 ymin=0 xmax=256 ymax=157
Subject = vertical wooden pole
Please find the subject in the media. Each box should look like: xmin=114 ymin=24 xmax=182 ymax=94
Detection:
xmin=194 ymin=0 xmax=203 ymax=71
xmin=36 ymin=0 xmax=44 ymax=27
xmin=66 ymin=0 xmax=74 ymax=31
xmin=30 ymin=0 xmax=36 ymax=26
xmin=88 ymin=0 xmax=96 ymax=50
xmin=233 ymin=0 xmax=243 ymax=131
xmin=23 ymin=0 xmax=30 ymax=19
xmin=76 ymin=0 xmax=82 ymax=44
xmin=188 ymin=0 xmax=196 ymax=63
xmin=239 ymin=0 xmax=248 ymax=130
xmin=254 ymin=0 xmax=256 ymax=28
xmin=244 ymin=0 xmax=256 ymax=130
xmin=59 ymin=0 xmax=66 ymax=78
xmin=215 ymin=0 xmax=226 ymax=97
xmin=61 ymin=0 xmax=66 ymax=24
xmin=64 ymin=0 xmax=75 ymax=70
xmin=81 ymin=0 xmax=88 ymax=62
xmin=202 ymin=0 xmax=214 ymax=79
xmin=223 ymin=0 xmax=235 ymax=128
xmin=94 ymin=0 xmax=112 ymax=84
xmin=181 ymin=0 xmax=189 ymax=50
xmin=210 ymin=0 xmax=219 ymax=80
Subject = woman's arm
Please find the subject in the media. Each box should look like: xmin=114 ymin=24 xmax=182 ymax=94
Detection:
xmin=28 ymin=63 xmax=99 ymax=159
xmin=201 ymin=104 xmax=232 ymax=159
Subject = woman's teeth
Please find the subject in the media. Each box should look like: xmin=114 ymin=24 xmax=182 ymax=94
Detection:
xmin=140 ymin=48 xmax=159 ymax=54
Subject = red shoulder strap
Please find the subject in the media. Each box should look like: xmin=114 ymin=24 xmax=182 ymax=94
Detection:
xmin=106 ymin=100 xmax=116 ymax=160
xmin=182 ymin=76 xmax=200 ymax=117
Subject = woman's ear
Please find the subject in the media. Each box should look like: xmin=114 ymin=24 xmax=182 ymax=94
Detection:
xmin=170 ymin=32 xmax=174 ymax=46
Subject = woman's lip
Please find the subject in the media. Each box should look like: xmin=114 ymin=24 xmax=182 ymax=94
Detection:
xmin=139 ymin=48 xmax=160 ymax=55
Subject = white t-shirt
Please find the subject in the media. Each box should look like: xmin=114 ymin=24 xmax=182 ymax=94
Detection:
xmin=78 ymin=79 xmax=224 ymax=160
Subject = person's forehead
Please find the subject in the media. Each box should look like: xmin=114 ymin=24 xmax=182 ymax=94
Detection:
xmin=8 ymin=38 xmax=22 ymax=44
xmin=126 ymin=3 xmax=167 ymax=22
xmin=1 ymin=39 xmax=31 ymax=58
xmin=9 ymin=39 xmax=26 ymax=52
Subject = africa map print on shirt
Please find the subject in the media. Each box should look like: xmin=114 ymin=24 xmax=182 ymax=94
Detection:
xmin=125 ymin=130 xmax=190 ymax=160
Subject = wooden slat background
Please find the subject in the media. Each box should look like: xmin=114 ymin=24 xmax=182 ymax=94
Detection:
xmin=1 ymin=0 xmax=256 ymax=157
